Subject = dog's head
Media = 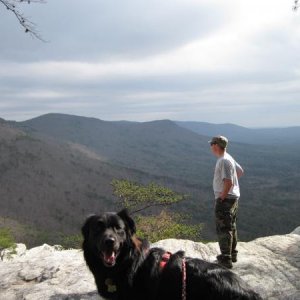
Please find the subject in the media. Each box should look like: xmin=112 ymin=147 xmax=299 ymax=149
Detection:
xmin=81 ymin=209 xmax=136 ymax=268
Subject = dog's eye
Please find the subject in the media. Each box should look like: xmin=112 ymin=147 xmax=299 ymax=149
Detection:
xmin=96 ymin=220 xmax=105 ymax=231
xmin=115 ymin=226 xmax=125 ymax=235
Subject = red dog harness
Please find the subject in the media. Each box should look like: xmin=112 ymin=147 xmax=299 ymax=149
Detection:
xmin=159 ymin=252 xmax=187 ymax=300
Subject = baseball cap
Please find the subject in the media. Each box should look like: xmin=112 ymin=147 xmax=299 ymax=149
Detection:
xmin=208 ymin=136 xmax=228 ymax=149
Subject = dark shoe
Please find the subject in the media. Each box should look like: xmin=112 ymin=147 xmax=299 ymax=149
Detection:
xmin=217 ymin=255 xmax=233 ymax=269
xmin=232 ymin=250 xmax=238 ymax=263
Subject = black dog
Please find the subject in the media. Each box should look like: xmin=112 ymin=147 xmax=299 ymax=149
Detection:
xmin=82 ymin=209 xmax=262 ymax=300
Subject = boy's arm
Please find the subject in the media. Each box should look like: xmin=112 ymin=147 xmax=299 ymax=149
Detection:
xmin=236 ymin=162 xmax=244 ymax=179
xmin=220 ymin=179 xmax=233 ymax=201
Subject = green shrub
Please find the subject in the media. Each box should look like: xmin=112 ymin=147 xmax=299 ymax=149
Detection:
xmin=135 ymin=210 xmax=203 ymax=243
xmin=0 ymin=228 xmax=16 ymax=250
xmin=60 ymin=234 xmax=83 ymax=249
xmin=0 ymin=228 xmax=17 ymax=259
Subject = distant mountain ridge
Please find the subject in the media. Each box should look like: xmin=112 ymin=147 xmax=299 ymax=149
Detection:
xmin=1 ymin=113 xmax=299 ymax=246
xmin=18 ymin=114 xmax=212 ymax=184
xmin=20 ymin=114 xmax=300 ymax=146
xmin=175 ymin=121 xmax=300 ymax=145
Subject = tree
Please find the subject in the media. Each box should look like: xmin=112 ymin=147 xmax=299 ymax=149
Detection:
xmin=0 ymin=0 xmax=46 ymax=41
xmin=112 ymin=179 xmax=203 ymax=242
xmin=294 ymin=0 xmax=299 ymax=10
xmin=111 ymin=179 xmax=185 ymax=214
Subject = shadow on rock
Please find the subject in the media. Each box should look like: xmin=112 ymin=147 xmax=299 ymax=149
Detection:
xmin=49 ymin=291 xmax=100 ymax=300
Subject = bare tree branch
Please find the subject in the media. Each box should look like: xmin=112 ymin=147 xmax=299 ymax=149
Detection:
xmin=293 ymin=0 xmax=299 ymax=11
xmin=0 ymin=0 xmax=46 ymax=41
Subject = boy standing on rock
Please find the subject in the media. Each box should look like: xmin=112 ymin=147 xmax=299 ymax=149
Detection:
xmin=209 ymin=136 xmax=244 ymax=269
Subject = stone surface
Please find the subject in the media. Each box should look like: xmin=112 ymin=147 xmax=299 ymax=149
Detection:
xmin=0 ymin=244 xmax=101 ymax=300
xmin=154 ymin=229 xmax=300 ymax=300
xmin=0 ymin=228 xmax=299 ymax=300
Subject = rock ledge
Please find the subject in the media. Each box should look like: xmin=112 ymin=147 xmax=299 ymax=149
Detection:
xmin=1 ymin=228 xmax=299 ymax=300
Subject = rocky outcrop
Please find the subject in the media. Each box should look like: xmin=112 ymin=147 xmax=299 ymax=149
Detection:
xmin=1 ymin=228 xmax=299 ymax=300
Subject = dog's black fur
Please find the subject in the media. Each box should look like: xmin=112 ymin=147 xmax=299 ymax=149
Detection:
xmin=82 ymin=209 xmax=262 ymax=300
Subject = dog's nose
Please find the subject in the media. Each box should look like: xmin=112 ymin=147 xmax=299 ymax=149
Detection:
xmin=104 ymin=237 xmax=115 ymax=246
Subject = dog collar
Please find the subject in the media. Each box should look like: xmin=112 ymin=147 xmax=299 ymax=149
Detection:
xmin=105 ymin=278 xmax=117 ymax=293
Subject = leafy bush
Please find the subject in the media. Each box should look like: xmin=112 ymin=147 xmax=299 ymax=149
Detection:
xmin=0 ymin=228 xmax=16 ymax=259
xmin=60 ymin=234 xmax=83 ymax=249
xmin=0 ymin=227 xmax=16 ymax=249
xmin=135 ymin=210 xmax=203 ymax=243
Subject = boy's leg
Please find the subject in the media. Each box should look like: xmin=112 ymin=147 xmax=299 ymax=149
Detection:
xmin=215 ymin=198 xmax=238 ymax=267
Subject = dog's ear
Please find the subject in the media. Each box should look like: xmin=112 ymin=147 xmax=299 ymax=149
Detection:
xmin=81 ymin=214 xmax=97 ymax=238
xmin=118 ymin=209 xmax=136 ymax=235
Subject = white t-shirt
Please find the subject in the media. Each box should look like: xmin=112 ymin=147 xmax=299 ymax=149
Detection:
xmin=213 ymin=152 xmax=243 ymax=199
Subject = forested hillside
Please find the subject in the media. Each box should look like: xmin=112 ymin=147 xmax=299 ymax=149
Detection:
xmin=0 ymin=114 xmax=299 ymax=246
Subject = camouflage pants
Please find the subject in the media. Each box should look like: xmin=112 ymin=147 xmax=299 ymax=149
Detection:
xmin=215 ymin=197 xmax=239 ymax=259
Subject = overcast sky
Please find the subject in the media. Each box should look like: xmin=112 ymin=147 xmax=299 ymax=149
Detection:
xmin=0 ymin=0 xmax=299 ymax=127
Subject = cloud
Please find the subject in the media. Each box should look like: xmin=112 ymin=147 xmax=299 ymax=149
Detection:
xmin=0 ymin=0 xmax=300 ymax=126
xmin=0 ymin=0 xmax=227 ymax=62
